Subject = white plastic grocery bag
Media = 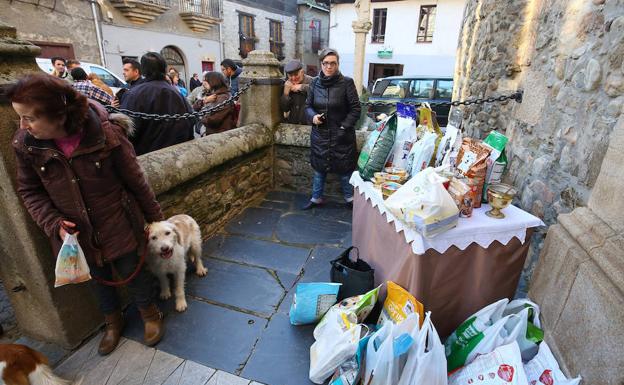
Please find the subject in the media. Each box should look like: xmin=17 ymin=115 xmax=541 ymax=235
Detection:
xmin=309 ymin=307 xmax=362 ymax=384
xmin=503 ymin=299 xmax=544 ymax=361
xmin=448 ymin=342 xmax=529 ymax=385
xmin=398 ymin=312 xmax=447 ymax=385
xmin=386 ymin=103 xmax=418 ymax=169
xmin=385 ymin=167 xmax=459 ymax=238
xmin=524 ymin=341 xmax=581 ymax=385
xmin=54 ymin=233 xmax=91 ymax=287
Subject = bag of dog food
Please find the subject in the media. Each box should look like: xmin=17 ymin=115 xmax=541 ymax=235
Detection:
xmin=358 ymin=114 xmax=397 ymax=180
xmin=449 ymin=342 xmax=528 ymax=385
xmin=386 ymin=103 xmax=418 ymax=170
xmin=55 ymin=233 xmax=91 ymax=287
xmin=314 ymin=286 xmax=380 ymax=340
xmin=524 ymin=341 xmax=582 ymax=385
xmin=455 ymin=138 xmax=492 ymax=208
xmin=289 ymin=282 xmax=341 ymax=325
xmin=435 ymin=124 xmax=461 ymax=168
xmin=406 ymin=131 xmax=438 ymax=178
xmin=448 ymin=176 xmax=473 ymax=217
xmin=378 ymin=281 xmax=424 ymax=327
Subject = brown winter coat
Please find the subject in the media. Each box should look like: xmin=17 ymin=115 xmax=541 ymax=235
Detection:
xmin=195 ymin=88 xmax=234 ymax=134
xmin=12 ymin=101 xmax=163 ymax=267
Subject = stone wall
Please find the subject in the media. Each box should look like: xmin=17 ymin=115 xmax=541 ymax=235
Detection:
xmin=139 ymin=124 xmax=273 ymax=239
xmin=453 ymin=0 xmax=624 ymax=281
xmin=274 ymin=123 xmax=369 ymax=198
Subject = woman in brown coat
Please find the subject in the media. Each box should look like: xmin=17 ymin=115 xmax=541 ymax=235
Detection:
xmin=193 ymin=71 xmax=234 ymax=135
xmin=9 ymin=73 xmax=165 ymax=356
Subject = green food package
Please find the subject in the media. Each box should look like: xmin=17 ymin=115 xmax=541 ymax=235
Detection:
xmin=358 ymin=114 xmax=397 ymax=180
xmin=482 ymin=131 xmax=509 ymax=202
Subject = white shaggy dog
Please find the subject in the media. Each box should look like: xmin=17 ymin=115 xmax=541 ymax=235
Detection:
xmin=147 ymin=214 xmax=207 ymax=312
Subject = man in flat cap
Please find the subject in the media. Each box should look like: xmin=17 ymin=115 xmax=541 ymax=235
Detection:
xmin=281 ymin=60 xmax=314 ymax=125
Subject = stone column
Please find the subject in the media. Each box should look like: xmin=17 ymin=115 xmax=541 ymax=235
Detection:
xmin=0 ymin=23 xmax=101 ymax=348
xmin=352 ymin=0 xmax=372 ymax=96
xmin=529 ymin=113 xmax=624 ymax=384
xmin=238 ymin=50 xmax=284 ymax=130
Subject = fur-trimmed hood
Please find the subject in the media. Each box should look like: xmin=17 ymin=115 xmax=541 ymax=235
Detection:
xmin=109 ymin=112 xmax=135 ymax=137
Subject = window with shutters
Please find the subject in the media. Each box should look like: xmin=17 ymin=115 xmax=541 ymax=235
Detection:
xmin=311 ymin=19 xmax=321 ymax=51
xmin=239 ymin=13 xmax=255 ymax=58
xmin=269 ymin=20 xmax=284 ymax=60
xmin=371 ymin=8 xmax=387 ymax=43
xmin=417 ymin=5 xmax=436 ymax=43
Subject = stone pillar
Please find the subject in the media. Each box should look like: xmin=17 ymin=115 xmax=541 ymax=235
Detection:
xmin=529 ymin=113 xmax=624 ymax=384
xmin=352 ymin=0 xmax=372 ymax=96
xmin=0 ymin=23 xmax=101 ymax=348
xmin=238 ymin=50 xmax=284 ymax=130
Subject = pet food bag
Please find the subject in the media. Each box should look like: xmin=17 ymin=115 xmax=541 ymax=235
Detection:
xmin=385 ymin=167 xmax=459 ymax=237
xmin=329 ymin=331 xmax=373 ymax=385
xmin=406 ymin=131 xmax=438 ymax=178
xmin=448 ymin=342 xmax=528 ymax=385
xmin=378 ymin=281 xmax=424 ymax=327
xmin=455 ymin=138 xmax=492 ymax=208
xmin=289 ymin=282 xmax=340 ymax=325
xmin=435 ymin=124 xmax=461 ymax=167
xmin=482 ymin=131 xmax=509 ymax=202
xmin=55 ymin=233 xmax=91 ymax=287
xmin=447 ymin=176 xmax=473 ymax=217
xmin=358 ymin=114 xmax=397 ymax=180
xmin=524 ymin=341 xmax=582 ymax=385
xmin=386 ymin=103 xmax=418 ymax=170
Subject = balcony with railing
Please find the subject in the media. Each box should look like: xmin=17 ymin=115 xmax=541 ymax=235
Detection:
xmin=179 ymin=0 xmax=222 ymax=32
xmin=109 ymin=0 xmax=172 ymax=24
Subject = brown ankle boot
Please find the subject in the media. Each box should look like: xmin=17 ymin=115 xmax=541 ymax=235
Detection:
xmin=98 ymin=310 xmax=124 ymax=356
xmin=139 ymin=304 xmax=164 ymax=346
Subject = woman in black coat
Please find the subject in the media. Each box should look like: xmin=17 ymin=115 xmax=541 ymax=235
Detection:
xmin=303 ymin=48 xmax=361 ymax=210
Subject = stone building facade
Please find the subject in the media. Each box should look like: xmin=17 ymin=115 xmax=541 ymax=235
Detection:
xmin=0 ymin=0 xmax=101 ymax=62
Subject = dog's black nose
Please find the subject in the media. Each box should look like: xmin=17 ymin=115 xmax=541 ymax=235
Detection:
xmin=161 ymin=246 xmax=169 ymax=252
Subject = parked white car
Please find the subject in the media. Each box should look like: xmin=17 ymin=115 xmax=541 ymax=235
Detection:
xmin=36 ymin=58 xmax=126 ymax=94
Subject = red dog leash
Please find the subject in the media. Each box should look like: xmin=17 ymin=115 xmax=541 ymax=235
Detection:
xmin=91 ymin=229 xmax=149 ymax=287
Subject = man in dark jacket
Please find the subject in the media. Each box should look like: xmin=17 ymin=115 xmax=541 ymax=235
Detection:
xmin=304 ymin=48 xmax=361 ymax=209
xmin=220 ymin=59 xmax=243 ymax=94
xmin=280 ymin=60 xmax=313 ymax=125
xmin=121 ymin=52 xmax=194 ymax=155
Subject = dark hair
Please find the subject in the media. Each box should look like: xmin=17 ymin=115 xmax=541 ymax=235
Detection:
xmin=319 ymin=48 xmax=339 ymax=63
xmin=205 ymin=72 xmax=228 ymax=91
xmin=70 ymin=67 xmax=88 ymax=81
xmin=122 ymin=58 xmax=141 ymax=73
xmin=66 ymin=59 xmax=81 ymax=68
xmin=50 ymin=56 xmax=66 ymax=65
xmin=8 ymin=73 xmax=89 ymax=135
xmin=141 ymin=52 xmax=167 ymax=81
xmin=220 ymin=59 xmax=237 ymax=70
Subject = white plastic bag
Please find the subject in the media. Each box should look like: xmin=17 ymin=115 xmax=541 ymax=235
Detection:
xmin=54 ymin=233 xmax=91 ymax=287
xmin=398 ymin=312 xmax=447 ymax=385
xmin=406 ymin=131 xmax=438 ymax=177
xmin=435 ymin=124 xmax=460 ymax=167
xmin=309 ymin=307 xmax=361 ymax=384
xmin=524 ymin=341 xmax=581 ymax=385
xmin=503 ymin=299 xmax=544 ymax=361
xmin=386 ymin=103 xmax=418 ymax=169
xmin=385 ymin=167 xmax=459 ymax=238
xmin=449 ymin=342 xmax=529 ymax=385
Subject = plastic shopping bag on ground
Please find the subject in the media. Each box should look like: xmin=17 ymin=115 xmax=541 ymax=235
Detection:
xmin=398 ymin=312 xmax=447 ymax=385
xmin=378 ymin=281 xmax=424 ymax=327
xmin=309 ymin=308 xmax=362 ymax=384
xmin=449 ymin=342 xmax=529 ymax=385
xmin=503 ymin=299 xmax=544 ymax=361
xmin=524 ymin=341 xmax=581 ymax=385
xmin=55 ymin=233 xmax=91 ymax=287
xmin=329 ymin=330 xmax=373 ymax=385
xmin=289 ymin=283 xmax=340 ymax=325
xmin=386 ymin=103 xmax=418 ymax=170
xmin=314 ymin=286 xmax=380 ymax=340
xmin=385 ymin=167 xmax=459 ymax=238
xmin=446 ymin=307 xmax=530 ymax=373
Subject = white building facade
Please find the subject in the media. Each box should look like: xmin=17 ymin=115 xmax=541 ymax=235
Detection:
xmin=329 ymin=0 xmax=466 ymax=89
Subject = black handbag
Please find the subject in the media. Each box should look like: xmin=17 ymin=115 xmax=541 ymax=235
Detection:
xmin=330 ymin=246 xmax=375 ymax=301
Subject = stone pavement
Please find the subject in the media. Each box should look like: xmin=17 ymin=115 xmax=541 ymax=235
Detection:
xmin=115 ymin=190 xmax=353 ymax=385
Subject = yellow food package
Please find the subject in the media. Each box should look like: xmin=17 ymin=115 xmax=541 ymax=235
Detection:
xmin=378 ymin=281 xmax=424 ymax=326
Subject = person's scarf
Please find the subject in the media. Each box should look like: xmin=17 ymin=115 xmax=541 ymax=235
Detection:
xmin=319 ymin=70 xmax=343 ymax=88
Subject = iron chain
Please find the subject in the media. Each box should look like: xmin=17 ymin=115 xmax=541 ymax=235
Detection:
xmin=360 ymin=90 xmax=523 ymax=108
xmin=104 ymin=79 xmax=255 ymax=121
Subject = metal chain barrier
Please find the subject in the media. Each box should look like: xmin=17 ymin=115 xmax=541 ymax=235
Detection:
xmin=360 ymin=90 xmax=523 ymax=108
xmin=104 ymin=79 xmax=255 ymax=121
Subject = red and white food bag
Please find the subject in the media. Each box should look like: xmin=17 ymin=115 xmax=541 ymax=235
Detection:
xmin=449 ymin=342 xmax=528 ymax=385
xmin=524 ymin=342 xmax=581 ymax=385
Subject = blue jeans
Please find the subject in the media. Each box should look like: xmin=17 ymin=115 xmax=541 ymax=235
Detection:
xmin=311 ymin=171 xmax=354 ymax=203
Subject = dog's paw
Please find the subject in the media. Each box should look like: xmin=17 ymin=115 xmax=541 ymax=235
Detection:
xmin=196 ymin=266 xmax=208 ymax=277
xmin=159 ymin=290 xmax=171 ymax=300
xmin=175 ymin=298 xmax=188 ymax=312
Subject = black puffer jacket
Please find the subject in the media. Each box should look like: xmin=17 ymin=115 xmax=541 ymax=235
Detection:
xmin=305 ymin=72 xmax=361 ymax=174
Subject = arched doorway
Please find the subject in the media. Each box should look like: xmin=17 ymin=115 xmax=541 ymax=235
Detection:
xmin=161 ymin=45 xmax=188 ymax=89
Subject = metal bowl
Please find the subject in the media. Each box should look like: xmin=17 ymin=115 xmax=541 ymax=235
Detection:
xmin=486 ymin=183 xmax=517 ymax=219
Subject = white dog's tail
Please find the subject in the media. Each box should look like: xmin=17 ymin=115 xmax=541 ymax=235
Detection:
xmin=28 ymin=363 xmax=79 ymax=385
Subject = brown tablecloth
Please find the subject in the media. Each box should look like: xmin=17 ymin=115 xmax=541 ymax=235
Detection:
xmin=352 ymin=189 xmax=533 ymax=338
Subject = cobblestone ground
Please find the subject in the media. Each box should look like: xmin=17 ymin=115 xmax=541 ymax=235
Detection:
xmin=0 ymin=279 xmax=18 ymax=341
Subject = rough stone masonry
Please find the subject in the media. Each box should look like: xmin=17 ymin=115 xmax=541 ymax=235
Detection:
xmin=453 ymin=0 xmax=624 ymax=281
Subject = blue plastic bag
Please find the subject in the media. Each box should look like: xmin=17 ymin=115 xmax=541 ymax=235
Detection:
xmin=289 ymin=283 xmax=340 ymax=325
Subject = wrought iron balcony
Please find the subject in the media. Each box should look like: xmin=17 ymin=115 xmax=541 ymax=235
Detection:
xmin=109 ymin=0 xmax=172 ymax=24
xmin=179 ymin=0 xmax=222 ymax=32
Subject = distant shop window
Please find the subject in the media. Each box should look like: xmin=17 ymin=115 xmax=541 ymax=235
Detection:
xmin=239 ymin=13 xmax=256 ymax=58
xmin=417 ymin=5 xmax=436 ymax=43
xmin=381 ymin=79 xmax=410 ymax=98
xmin=410 ymin=79 xmax=434 ymax=98
xmin=269 ymin=20 xmax=284 ymax=60
xmin=311 ymin=19 xmax=321 ymax=51
xmin=202 ymin=61 xmax=214 ymax=72
xmin=435 ymin=80 xmax=453 ymax=99
xmin=371 ymin=8 xmax=387 ymax=43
